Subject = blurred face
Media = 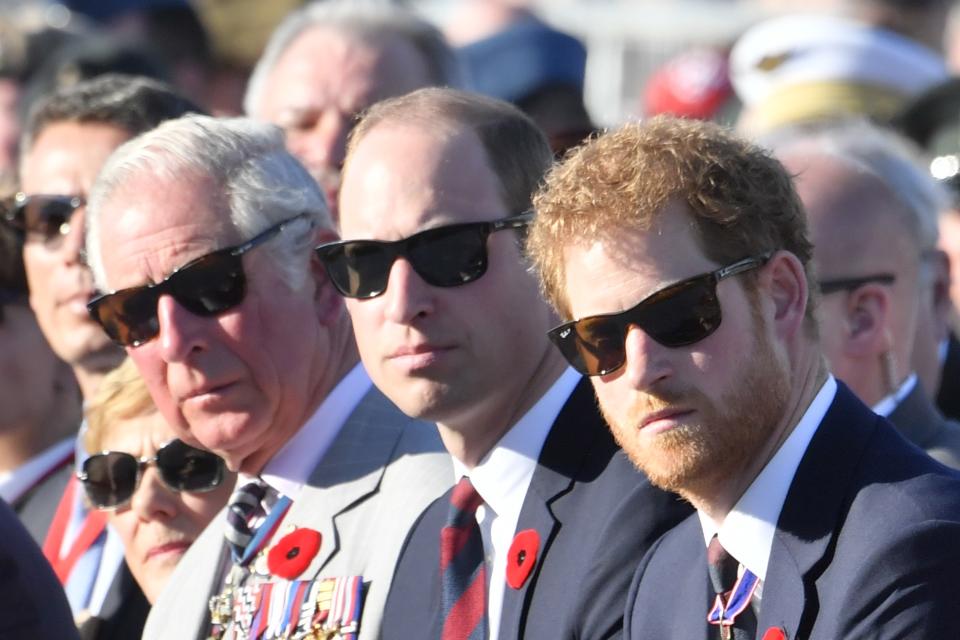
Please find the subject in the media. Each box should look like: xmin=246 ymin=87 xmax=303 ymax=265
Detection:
xmin=96 ymin=173 xmax=330 ymax=472
xmin=559 ymin=202 xmax=789 ymax=494
xmin=940 ymin=211 xmax=960 ymax=316
xmin=339 ymin=123 xmax=556 ymax=433
xmin=256 ymin=27 xmax=433 ymax=221
xmin=0 ymin=78 xmax=19 ymax=178
xmin=0 ymin=299 xmax=69 ymax=430
xmin=19 ymin=121 xmax=130 ymax=375
xmin=101 ymin=411 xmax=234 ymax=604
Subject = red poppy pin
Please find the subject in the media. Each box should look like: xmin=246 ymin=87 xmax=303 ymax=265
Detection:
xmin=506 ymin=529 xmax=540 ymax=589
xmin=762 ymin=627 xmax=787 ymax=640
xmin=267 ymin=527 xmax=322 ymax=579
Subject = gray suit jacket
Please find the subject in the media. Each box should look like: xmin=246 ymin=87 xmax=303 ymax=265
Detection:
xmin=142 ymin=386 xmax=452 ymax=640
xmin=888 ymin=380 xmax=960 ymax=469
xmin=14 ymin=457 xmax=72 ymax=544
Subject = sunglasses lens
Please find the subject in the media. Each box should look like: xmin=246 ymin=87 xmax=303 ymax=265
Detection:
xmin=89 ymin=287 xmax=160 ymax=347
xmin=321 ymin=242 xmax=393 ymax=298
xmin=15 ymin=197 xmax=77 ymax=241
xmin=170 ymin=251 xmax=246 ymax=316
xmin=572 ymin=316 xmax=629 ymax=376
xmin=81 ymin=452 xmax=139 ymax=508
xmin=407 ymin=225 xmax=488 ymax=287
xmin=156 ymin=440 xmax=224 ymax=492
xmin=642 ymin=277 xmax=721 ymax=348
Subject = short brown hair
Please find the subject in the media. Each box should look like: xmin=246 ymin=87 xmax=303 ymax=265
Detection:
xmin=85 ymin=358 xmax=156 ymax=454
xmin=346 ymin=87 xmax=553 ymax=215
xmin=529 ymin=116 xmax=816 ymax=321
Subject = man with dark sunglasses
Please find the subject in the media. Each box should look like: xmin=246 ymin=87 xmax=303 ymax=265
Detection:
xmin=333 ymin=88 xmax=690 ymax=640
xmin=83 ymin=114 xmax=451 ymax=640
xmin=775 ymin=121 xmax=960 ymax=469
xmin=529 ymin=115 xmax=960 ymax=639
xmin=9 ymin=73 xmax=203 ymax=637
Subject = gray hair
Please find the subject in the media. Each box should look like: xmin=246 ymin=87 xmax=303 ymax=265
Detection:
xmin=244 ymin=0 xmax=460 ymax=118
xmin=768 ymin=119 xmax=947 ymax=257
xmin=86 ymin=114 xmax=331 ymax=291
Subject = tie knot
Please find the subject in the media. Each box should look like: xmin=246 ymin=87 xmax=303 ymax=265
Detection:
xmin=707 ymin=535 xmax=739 ymax=595
xmin=230 ymin=480 xmax=268 ymax=511
xmin=448 ymin=477 xmax=483 ymax=525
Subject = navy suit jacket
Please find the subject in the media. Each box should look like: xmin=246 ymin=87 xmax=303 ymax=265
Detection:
xmin=936 ymin=332 xmax=960 ymax=422
xmin=382 ymin=379 xmax=692 ymax=640
xmin=0 ymin=497 xmax=78 ymax=639
xmin=625 ymin=383 xmax=960 ymax=640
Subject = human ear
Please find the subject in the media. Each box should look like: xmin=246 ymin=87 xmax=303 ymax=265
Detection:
xmin=841 ymin=285 xmax=890 ymax=359
xmin=762 ymin=250 xmax=809 ymax=341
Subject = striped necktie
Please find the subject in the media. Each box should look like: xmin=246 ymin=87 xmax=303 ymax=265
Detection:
xmin=224 ymin=480 xmax=268 ymax=562
xmin=440 ymin=476 xmax=488 ymax=640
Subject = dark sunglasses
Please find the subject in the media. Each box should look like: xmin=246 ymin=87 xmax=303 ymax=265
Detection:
xmin=87 ymin=213 xmax=309 ymax=347
xmin=3 ymin=193 xmax=85 ymax=247
xmin=818 ymin=273 xmax=895 ymax=295
xmin=548 ymin=255 xmax=770 ymax=377
xmin=78 ymin=439 xmax=226 ymax=510
xmin=315 ymin=212 xmax=533 ymax=299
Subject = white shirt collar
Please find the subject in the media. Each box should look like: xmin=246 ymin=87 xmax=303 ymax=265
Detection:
xmin=871 ymin=373 xmax=917 ymax=418
xmin=451 ymin=367 xmax=581 ymax=515
xmin=451 ymin=367 xmax=582 ymax=639
xmin=0 ymin=437 xmax=75 ymax=504
xmin=257 ymin=363 xmax=372 ymax=499
xmin=699 ymin=375 xmax=838 ymax=581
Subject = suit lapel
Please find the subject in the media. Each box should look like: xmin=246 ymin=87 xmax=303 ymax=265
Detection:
xmin=887 ymin=382 xmax=943 ymax=450
xmin=759 ymin=384 xmax=879 ymax=639
xmin=279 ymin=388 xmax=411 ymax=577
xmin=497 ymin=380 xmax=610 ymax=639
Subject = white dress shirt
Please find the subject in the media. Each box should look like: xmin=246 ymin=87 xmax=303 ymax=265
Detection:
xmin=452 ymin=367 xmax=581 ymax=639
xmin=871 ymin=373 xmax=917 ymax=418
xmin=252 ymin=362 xmax=372 ymax=501
xmin=698 ymin=375 xmax=838 ymax=598
xmin=0 ymin=436 xmax=74 ymax=504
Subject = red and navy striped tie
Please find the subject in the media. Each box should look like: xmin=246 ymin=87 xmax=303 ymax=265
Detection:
xmin=440 ymin=476 xmax=488 ymax=640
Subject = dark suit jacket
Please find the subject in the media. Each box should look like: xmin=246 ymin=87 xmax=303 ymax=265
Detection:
xmin=78 ymin=563 xmax=150 ymax=640
xmin=625 ymin=383 xmax=960 ymax=640
xmin=937 ymin=332 xmax=960 ymax=422
xmin=889 ymin=379 xmax=960 ymax=469
xmin=0 ymin=497 xmax=78 ymax=639
xmin=382 ymin=379 xmax=692 ymax=640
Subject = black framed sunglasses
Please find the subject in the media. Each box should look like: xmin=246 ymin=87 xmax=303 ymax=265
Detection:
xmin=87 ymin=213 xmax=309 ymax=347
xmin=2 ymin=193 xmax=85 ymax=247
xmin=817 ymin=273 xmax=895 ymax=295
xmin=548 ymin=255 xmax=771 ymax=377
xmin=315 ymin=212 xmax=533 ymax=299
xmin=78 ymin=439 xmax=226 ymax=510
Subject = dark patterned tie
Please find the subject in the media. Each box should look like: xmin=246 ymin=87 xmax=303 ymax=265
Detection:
xmin=440 ymin=476 xmax=488 ymax=640
xmin=224 ymin=479 xmax=268 ymax=562
xmin=707 ymin=535 xmax=758 ymax=640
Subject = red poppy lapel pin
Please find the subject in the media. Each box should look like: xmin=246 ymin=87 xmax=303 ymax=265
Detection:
xmin=267 ymin=527 xmax=322 ymax=580
xmin=762 ymin=627 xmax=787 ymax=640
xmin=506 ymin=529 xmax=540 ymax=589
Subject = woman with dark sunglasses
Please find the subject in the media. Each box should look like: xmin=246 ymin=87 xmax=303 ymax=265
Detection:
xmin=82 ymin=358 xmax=236 ymax=611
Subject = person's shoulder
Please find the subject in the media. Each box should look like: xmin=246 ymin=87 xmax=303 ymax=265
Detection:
xmin=0 ymin=500 xmax=78 ymax=638
xmin=923 ymin=417 xmax=960 ymax=470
